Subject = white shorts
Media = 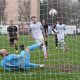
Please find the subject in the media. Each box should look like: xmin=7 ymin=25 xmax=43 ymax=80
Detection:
xmin=57 ymin=33 xmax=65 ymax=42
xmin=35 ymin=36 xmax=44 ymax=44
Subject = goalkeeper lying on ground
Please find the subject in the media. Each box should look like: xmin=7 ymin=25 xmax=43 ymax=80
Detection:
xmin=0 ymin=43 xmax=44 ymax=71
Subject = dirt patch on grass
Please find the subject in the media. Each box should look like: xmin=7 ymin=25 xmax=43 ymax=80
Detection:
xmin=45 ymin=65 xmax=80 ymax=73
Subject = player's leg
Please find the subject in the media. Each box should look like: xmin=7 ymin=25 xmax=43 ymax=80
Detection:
xmin=60 ymin=34 xmax=68 ymax=51
xmin=57 ymin=33 xmax=62 ymax=48
xmin=26 ymin=63 xmax=40 ymax=68
xmin=14 ymin=38 xmax=18 ymax=53
xmin=24 ymin=63 xmax=44 ymax=69
xmin=44 ymin=29 xmax=48 ymax=38
xmin=9 ymin=37 xmax=14 ymax=47
xmin=55 ymin=34 xmax=58 ymax=48
xmin=60 ymin=39 xmax=67 ymax=51
xmin=35 ymin=37 xmax=48 ymax=59
xmin=44 ymin=30 xmax=48 ymax=48
xmin=13 ymin=34 xmax=18 ymax=51
xmin=27 ymin=43 xmax=40 ymax=51
xmin=42 ymin=42 xmax=48 ymax=59
xmin=27 ymin=63 xmax=44 ymax=68
xmin=45 ymin=39 xmax=48 ymax=48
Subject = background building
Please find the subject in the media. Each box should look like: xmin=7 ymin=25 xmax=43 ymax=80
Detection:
xmin=4 ymin=0 xmax=40 ymax=24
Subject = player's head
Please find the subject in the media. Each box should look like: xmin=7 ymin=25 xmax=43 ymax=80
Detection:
xmin=10 ymin=20 xmax=14 ymax=26
xmin=20 ymin=45 xmax=25 ymax=50
xmin=58 ymin=18 xmax=63 ymax=25
xmin=42 ymin=20 xmax=46 ymax=24
xmin=0 ymin=49 xmax=8 ymax=57
xmin=31 ymin=16 xmax=37 ymax=24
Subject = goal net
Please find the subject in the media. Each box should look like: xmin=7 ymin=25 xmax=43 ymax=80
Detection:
xmin=0 ymin=0 xmax=80 ymax=80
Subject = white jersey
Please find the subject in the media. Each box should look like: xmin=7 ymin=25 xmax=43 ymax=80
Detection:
xmin=56 ymin=23 xmax=66 ymax=41
xmin=56 ymin=24 xmax=66 ymax=34
xmin=30 ymin=22 xmax=43 ymax=39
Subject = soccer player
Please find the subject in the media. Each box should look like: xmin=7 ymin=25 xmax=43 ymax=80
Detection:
xmin=29 ymin=16 xmax=48 ymax=59
xmin=56 ymin=19 xmax=68 ymax=51
xmin=42 ymin=20 xmax=48 ymax=48
xmin=0 ymin=43 xmax=44 ymax=71
xmin=7 ymin=20 xmax=19 ymax=52
xmin=52 ymin=23 xmax=58 ymax=48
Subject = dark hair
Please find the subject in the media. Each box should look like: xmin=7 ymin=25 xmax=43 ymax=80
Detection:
xmin=41 ymin=19 xmax=47 ymax=24
xmin=20 ymin=45 xmax=25 ymax=50
xmin=31 ymin=16 xmax=36 ymax=20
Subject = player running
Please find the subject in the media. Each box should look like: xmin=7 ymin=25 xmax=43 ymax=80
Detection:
xmin=55 ymin=19 xmax=68 ymax=51
xmin=0 ymin=43 xmax=44 ymax=71
xmin=29 ymin=16 xmax=48 ymax=59
xmin=7 ymin=20 xmax=19 ymax=52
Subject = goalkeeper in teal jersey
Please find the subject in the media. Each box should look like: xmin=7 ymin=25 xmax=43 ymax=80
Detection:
xmin=0 ymin=43 xmax=44 ymax=71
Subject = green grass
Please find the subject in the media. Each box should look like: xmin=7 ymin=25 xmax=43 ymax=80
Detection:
xmin=0 ymin=35 xmax=80 ymax=80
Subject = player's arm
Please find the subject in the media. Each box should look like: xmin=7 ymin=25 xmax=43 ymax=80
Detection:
xmin=52 ymin=25 xmax=57 ymax=33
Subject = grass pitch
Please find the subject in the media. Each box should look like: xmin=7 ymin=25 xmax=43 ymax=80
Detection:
xmin=0 ymin=34 xmax=80 ymax=80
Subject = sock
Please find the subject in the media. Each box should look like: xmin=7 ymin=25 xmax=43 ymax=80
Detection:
xmin=45 ymin=41 xmax=48 ymax=47
xmin=15 ymin=45 xmax=18 ymax=50
xmin=42 ymin=45 xmax=47 ymax=56
xmin=60 ymin=40 xmax=65 ymax=49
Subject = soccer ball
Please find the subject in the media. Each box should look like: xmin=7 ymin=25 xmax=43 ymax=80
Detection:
xmin=49 ymin=9 xmax=57 ymax=17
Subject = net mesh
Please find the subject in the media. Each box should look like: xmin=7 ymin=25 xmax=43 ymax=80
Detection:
xmin=0 ymin=0 xmax=80 ymax=80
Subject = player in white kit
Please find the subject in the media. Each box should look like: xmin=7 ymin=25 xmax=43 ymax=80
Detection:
xmin=29 ymin=16 xmax=48 ymax=59
xmin=56 ymin=19 xmax=68 ymax=51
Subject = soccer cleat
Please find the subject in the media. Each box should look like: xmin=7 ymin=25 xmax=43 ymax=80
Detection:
xmin=64 ymin=48 xmax=68 ymax=52
xmin=45 ymin=56 xmax=48 ymax=59
xmin=40 ymin=64 xmax=45 ymax=68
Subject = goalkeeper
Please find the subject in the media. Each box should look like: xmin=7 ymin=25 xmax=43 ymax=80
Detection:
xmin=0 ymin=43 xmax=44 ymax=71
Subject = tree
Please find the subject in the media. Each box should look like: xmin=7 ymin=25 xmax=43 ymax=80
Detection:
xmin=40 ymin=0 xmax=80 ymax=25
xmin=0 ymin=0 xmax=6 ymax=24
xmin=18 ymin=0 xmax=30 ymax=22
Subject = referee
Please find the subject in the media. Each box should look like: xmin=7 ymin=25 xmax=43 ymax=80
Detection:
xmin=7 ymin=20 xmax=18 ymax=52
